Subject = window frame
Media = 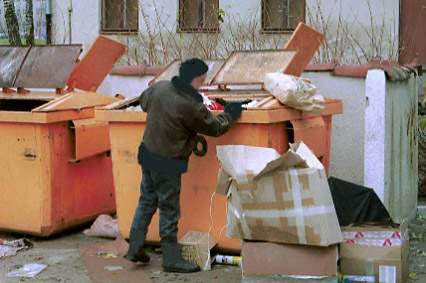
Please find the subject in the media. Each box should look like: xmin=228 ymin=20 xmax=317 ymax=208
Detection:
xmin=177 ymin=0 xmax=220 ymax=34
xmin=100 ymin=0 xmax=139 ymax=34
xmin=261 ymin=0 xmax=305 ymax=34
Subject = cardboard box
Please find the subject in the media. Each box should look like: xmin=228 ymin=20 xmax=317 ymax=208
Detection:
xmin=179 ymin=231 xmax=216 ymax=271
xmin=241 ymin=241 xmax=338 ymax=278
xmin=340 ymin=222 xmax=409 ymax=283
xmin=216 ymin=142 xmax=342 ymax=246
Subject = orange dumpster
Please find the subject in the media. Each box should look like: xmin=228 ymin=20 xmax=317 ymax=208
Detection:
xmin=0 ymin=91 xmax=118 ymax=236
xmin=0 ymin=39 xmax=126 ymax=236
xmin=96 ymin=99 xmax=342 ymax=251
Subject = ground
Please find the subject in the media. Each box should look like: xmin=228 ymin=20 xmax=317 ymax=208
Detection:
xmin=1 ymin=216 xmax=426 ymax=283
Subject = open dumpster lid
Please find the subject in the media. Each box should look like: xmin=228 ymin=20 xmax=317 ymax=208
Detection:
xmin=150 ymin=59 xmax=224 ymax=86
xmin=0 ymin=45 xmax=82 ymax=89
xmin=32 ymin=92 xmax=119 ymax=112
xmin=67 ymin=36 xmax=127 ymax=91
xmin=210 ymin=49 xmax=297 ymax=85
xmin=0 ymin=47 xmax=30 ymax=87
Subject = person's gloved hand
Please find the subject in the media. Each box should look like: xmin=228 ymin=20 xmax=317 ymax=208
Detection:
xmin=213 ymin=97 xmax=228 ymax=107
xmin=224 ymin=102 xmax=243 ymax=121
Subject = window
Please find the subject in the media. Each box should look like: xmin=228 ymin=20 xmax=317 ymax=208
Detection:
xmin=179 ymin=0 xmax=219 ymax=32
xmin=101 ymin=0 xmax=139 ymax=33
xmin=262 ymin=0 xmax=305 ymax=32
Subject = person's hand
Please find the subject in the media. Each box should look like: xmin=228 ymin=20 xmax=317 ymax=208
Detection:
xmin=212 ymin=98 xmax=227 ymax=106
xmin=224 ymin=102 xmax=243 ymax=121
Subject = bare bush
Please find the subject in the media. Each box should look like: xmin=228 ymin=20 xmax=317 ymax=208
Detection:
xmin=116 ymin=0 xmax=398 ymax=66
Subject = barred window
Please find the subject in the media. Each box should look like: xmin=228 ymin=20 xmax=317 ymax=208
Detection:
xmin=262 ymin=0 xmax=305 ymax=32
xmin=179 ymin=0 xmax=219 ymax=33
xmin=101 ymin=0 xmax=139 ymax=33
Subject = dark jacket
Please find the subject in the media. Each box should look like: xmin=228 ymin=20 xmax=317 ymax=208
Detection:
xmin=138 ymin=76 xmax=233 ymax=176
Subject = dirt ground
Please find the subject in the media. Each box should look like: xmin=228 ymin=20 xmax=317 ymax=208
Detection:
xmin=1 ymin=216 xmax=426 ymax=283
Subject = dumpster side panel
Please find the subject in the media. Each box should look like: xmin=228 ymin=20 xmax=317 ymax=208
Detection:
xmin=0 ymin=122 xmax=49 ymax=234
xmin=45 ymin=122 xmax=116 ymax=235
xmin=107 ymin=123 xmax=158 ymax=240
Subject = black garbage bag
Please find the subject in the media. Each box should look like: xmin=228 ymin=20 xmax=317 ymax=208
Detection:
xmin=328 ymin=177 xmax=393 ymax=226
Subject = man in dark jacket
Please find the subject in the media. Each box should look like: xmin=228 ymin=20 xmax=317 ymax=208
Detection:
xmin=125 ymin=58 xmax=242 ymax=273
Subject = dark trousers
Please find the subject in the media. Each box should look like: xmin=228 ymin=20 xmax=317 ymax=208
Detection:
xmin=127 ymin=169 xmax=181 ymax=257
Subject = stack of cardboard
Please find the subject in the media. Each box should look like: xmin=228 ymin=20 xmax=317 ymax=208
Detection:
xmin=216 ymin=142 xmax=343 ymax=280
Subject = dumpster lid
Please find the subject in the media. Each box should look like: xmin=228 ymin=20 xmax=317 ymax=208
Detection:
xmin=0 ymin=45 xmax=82 ymax=89
xmin=149 ymin=59 xmax=224 ymax=86
xmin=210 ymin=50 xmax=297 ymax=85
xmin=67 ymin=36 xmax=127 ymax=92
xmin=32 ymin=92 xmax=119 ymax=112
xmin=0 ymin=46 xmax=30 ymax=87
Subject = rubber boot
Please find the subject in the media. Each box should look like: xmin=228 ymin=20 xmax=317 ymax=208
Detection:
xmin=161 ymin=237 xmax=200 ymax=273
xmin=125 ymin=248 xmax=150 ymax=264
xmin=125 ymin=233 xmax=150 ymax=264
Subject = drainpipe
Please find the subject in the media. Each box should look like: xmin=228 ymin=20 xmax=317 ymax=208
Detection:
xmin=46 ymin=0 xmax=52 ymax=44
xmin=68 ymin=0 xmax=73 ymax=43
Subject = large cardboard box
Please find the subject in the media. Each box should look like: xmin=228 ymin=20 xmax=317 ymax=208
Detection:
xmin=216 ymin=142 xmax=342 ymax=246
xmin=241 ymin=241 xmax=338 ymax=278
xmin=340 ymin=222 xmax=409 ymax=283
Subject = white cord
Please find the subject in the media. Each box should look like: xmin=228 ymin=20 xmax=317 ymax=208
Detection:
xmin=205 ymin=190 xmax=216 ymax=270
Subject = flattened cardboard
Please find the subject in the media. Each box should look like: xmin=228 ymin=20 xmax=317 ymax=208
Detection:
xmin=340 ymin=223 xmax=409 ymax=283
xmin=216 ymin=142 xmax=342 ymax=246
xmin=241 ymin=241 xmax=338 ymax=277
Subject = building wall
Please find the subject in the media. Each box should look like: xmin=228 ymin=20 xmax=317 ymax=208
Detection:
xmin=52 ymin=0 xmax=399 ymax=63
xmin=303 ymin=72 xmax=366 ymax=185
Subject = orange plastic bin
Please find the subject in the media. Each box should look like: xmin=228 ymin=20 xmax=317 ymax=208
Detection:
xmin=0 ymin=92 xmax=117 ymax=236
xmin=96 ymin=99 xmax=342 ymax=251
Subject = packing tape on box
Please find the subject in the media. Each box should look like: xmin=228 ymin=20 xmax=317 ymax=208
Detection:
xmin=289 ymin=168 xmax=306 ymax=243
xmin=342 ymin=231 xmax=402 ymax=240
xmin=344 ymin=238 xmax=402 ymax=247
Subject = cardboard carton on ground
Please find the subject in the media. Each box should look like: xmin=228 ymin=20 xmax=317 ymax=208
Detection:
xmin=179 ymin=231 xmax=217 ymax=271
xmin=241 ymin=241 xmax=338 ymax=279
xmin=340 ymin=222 xmax=409 ymax=283
xmin=216 ymin=142 xmax=342 ymax=246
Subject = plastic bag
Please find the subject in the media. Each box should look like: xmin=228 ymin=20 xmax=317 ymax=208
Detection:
xmin=6 ymin=263 xmax=47 ymax=278
xmin=264 ymin=73 xmax=325 ymax=114
xmin=83 ymin=215 xmax=119 ymax=239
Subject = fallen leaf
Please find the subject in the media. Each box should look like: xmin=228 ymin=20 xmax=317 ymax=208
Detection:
xmin=409 ymin=272 xmax=417 ymax=279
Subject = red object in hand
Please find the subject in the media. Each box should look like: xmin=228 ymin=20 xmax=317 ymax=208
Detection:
xmin=208 ymin=101 xmax=224 ymax=111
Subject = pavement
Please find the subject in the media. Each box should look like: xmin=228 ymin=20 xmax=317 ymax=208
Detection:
xmin=0 ymin=215 xmax=425 ymax=283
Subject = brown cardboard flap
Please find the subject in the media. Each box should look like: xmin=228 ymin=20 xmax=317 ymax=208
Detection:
xmin=70 ymin=119 xmax=111 ymax=161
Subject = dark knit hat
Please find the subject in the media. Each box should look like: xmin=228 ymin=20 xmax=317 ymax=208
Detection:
xmin=179 ymin=58 xmax=209 ymax=83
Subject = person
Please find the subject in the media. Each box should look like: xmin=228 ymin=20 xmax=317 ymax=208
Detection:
xmin=125 ymin=58 xmax=242 ymax=273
